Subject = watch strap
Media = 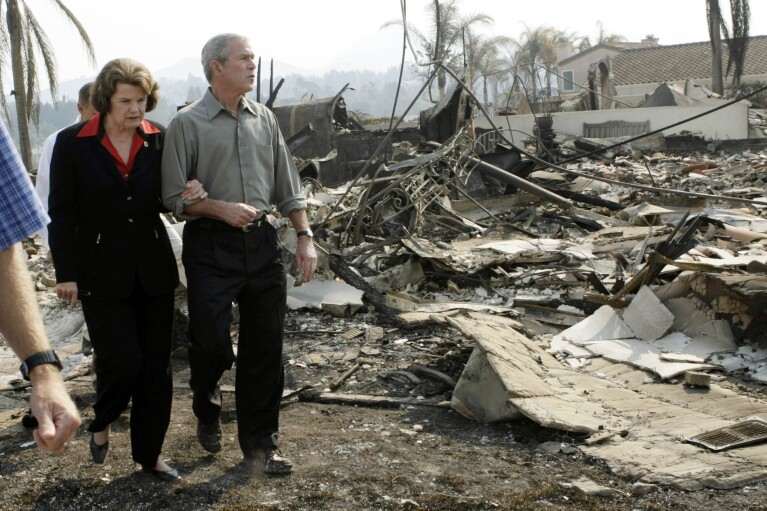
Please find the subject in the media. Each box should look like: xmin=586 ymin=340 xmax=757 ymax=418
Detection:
xmin=296 ymin=229 xmax=314 ymax=238
xmin=20 ymin=350 xmax=63 ymax=380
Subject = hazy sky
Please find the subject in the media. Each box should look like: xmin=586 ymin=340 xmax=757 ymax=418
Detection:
xmin=34 ymin=0 xmax=767 ymax=82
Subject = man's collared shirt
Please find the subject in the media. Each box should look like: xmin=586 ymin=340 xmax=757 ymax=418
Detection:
xmin=0 ymin=122 xmax=49 ymax=252
xmin=161 ymin=88 xmax=306 ymax=220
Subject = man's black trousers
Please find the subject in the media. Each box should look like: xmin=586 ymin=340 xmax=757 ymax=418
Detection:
xmin=182 ymin=218 xmax=286 ymax=454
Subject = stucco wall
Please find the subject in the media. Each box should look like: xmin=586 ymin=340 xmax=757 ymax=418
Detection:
xmin=474 ymin=102 xmax=750 ymax=148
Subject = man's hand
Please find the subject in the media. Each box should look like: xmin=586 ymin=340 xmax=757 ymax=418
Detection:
xmin=28 ymin=365 xmax=81 ymax=454
xmin=56 ymin=282 xmax=78 ymax=309
xmin=295 ymin=236 xmax=318 ymax=283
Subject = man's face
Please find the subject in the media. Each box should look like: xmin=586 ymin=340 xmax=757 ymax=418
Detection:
xmin=216 ymin=39 xmax=256 ymax=95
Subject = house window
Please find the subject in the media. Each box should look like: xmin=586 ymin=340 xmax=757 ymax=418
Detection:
xmin=562 ymin=70 xmax=575 ymax=92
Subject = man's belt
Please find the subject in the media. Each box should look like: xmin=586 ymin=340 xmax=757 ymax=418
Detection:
xmin=191 ymin=215 xmax=266 ymax=233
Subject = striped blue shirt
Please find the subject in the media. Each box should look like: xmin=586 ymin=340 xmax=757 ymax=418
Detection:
xmin=0 ymin=121 xmax=49 ymax=252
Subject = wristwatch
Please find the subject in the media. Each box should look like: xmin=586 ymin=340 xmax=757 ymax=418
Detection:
xmin=296 ymin=229 xmax=314 ymax=238
xmin=20 ymin=350 xmax=63 ymax=380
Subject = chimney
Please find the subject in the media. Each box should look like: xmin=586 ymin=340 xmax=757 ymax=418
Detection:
xmin=555 ymin=38 xmax=574 ymax=62
xmin=642 ymin=34 xmax=659 ymax=46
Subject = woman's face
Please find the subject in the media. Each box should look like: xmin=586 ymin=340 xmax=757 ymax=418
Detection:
xmin=107 ymin=82 xmax=147 ymax=130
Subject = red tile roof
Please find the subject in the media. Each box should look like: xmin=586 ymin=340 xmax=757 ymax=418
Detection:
xmin=610 ymin=35 xmax=767 ymax=86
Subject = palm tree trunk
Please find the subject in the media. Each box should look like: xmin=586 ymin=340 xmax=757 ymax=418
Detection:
xmin=6 ymin=0 xmax=33 ymax=170
xmin=437 ymin=68 xmax=447 ymax=98
xmin=708 ymin=1 xmax=725 ymax=95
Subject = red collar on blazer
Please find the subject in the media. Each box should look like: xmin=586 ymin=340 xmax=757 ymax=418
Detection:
xmin=77 ymin=113 xmax=160 ymax=138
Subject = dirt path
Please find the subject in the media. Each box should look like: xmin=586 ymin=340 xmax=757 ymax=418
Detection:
xmin=2 ymin=310 xmax=767 ymax=510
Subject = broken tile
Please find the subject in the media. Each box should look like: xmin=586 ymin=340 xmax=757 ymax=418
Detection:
xmin=557 ymin=305 xmax=634 ymax=344
xmin=621 ymin=286 xmax=673 ymax=342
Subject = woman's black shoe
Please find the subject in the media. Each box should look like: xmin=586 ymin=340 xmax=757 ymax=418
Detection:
xmin=142 ymin=465 xmax=181 ymax=482
xmin=89 ymin=434 xmax=109 ymax=464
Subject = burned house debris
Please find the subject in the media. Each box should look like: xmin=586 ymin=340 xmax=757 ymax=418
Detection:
xmin=268 ymin=73 xmax=767 ymax=489
xmin=273 ymin=84 xmax=421 ymax=187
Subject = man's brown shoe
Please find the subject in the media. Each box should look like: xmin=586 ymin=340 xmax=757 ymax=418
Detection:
xmin=196 ymin=420 xmax=222 ymax=453
xmin=244 ymin=447 xmax=293 ymax=475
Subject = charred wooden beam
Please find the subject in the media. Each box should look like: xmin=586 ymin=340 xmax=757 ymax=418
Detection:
xmin=298 ymin=391 xmax=451 ymax=409
xmin=328 ymin=254 xmax=403 ymax=325
xmin=424 ymin=142 xmax=573 ymax=210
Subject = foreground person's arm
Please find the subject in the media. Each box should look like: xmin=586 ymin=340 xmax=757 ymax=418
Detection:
xmin=0 ymin=244 xmax=81 ymax=453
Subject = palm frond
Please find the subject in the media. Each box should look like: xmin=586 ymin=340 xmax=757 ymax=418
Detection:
xmin=48 ymin=0 xmax=96 ymax=66
xmin=23 ymin=26 xmax=41 ymax=126
xmin=24 ymin=4 xmax=58 ymax=103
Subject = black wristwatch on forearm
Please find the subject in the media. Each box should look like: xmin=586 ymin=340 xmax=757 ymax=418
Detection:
xmin=296 ymin=229 xmax=314 ymax=238
xmin=20 ymin=350 xmax=63 ymax=381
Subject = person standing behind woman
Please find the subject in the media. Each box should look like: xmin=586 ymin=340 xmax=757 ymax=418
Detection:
xmin=35 ymin=82 xmax=97 ymax=252
xmin=48 ymin=58 xmax=197 ymax=481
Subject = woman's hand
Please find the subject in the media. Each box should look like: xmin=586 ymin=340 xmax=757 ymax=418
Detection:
xmin=182 ymin=179 xmax=208 ymax=201
xmin=56 ymin=282 xmax=78 ymax=309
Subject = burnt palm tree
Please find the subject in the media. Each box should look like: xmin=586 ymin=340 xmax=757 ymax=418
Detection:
xmin=707 ymin=0 xmax=750 ymax=95
xmin=727 ymin=0 xmax=750 ymax=89
xmin=1 ymin=0 xmax=95 ymax=170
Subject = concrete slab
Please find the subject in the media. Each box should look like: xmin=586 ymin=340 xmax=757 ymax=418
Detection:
xmin=448 ymin=312 xmax=767 ymax=490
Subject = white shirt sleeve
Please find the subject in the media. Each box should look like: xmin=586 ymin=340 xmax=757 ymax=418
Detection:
xmin=34 ymin=130 xmax=59 ymax=250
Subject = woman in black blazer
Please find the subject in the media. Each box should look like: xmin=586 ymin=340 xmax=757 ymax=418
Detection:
xmin=49 ymin=58 xmax=201 ymax=482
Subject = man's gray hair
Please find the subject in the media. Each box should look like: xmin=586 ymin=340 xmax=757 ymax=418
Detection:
xmin=201 ymin=33 xmax=249 ymax=83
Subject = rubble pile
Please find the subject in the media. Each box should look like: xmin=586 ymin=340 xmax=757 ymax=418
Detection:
xmin=300 ymin=127 xmax=766 ymax=357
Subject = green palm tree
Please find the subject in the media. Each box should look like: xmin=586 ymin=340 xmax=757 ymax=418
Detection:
xmin=594 ymin=21 xmax=627 ymax=45
xmin=465 ymin=31 xmax=512 ymax=111
xmin=0 ymin=0 xmax=95 ymax=170
xmin=510 ymin=24 xmax=561 ymax=107
xmin=383 ymin=0 xmax=493 ymax=100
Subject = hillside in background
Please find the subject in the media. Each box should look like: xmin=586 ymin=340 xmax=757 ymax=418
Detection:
xmin=12 ymin=57 xmax=432 ymax=168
